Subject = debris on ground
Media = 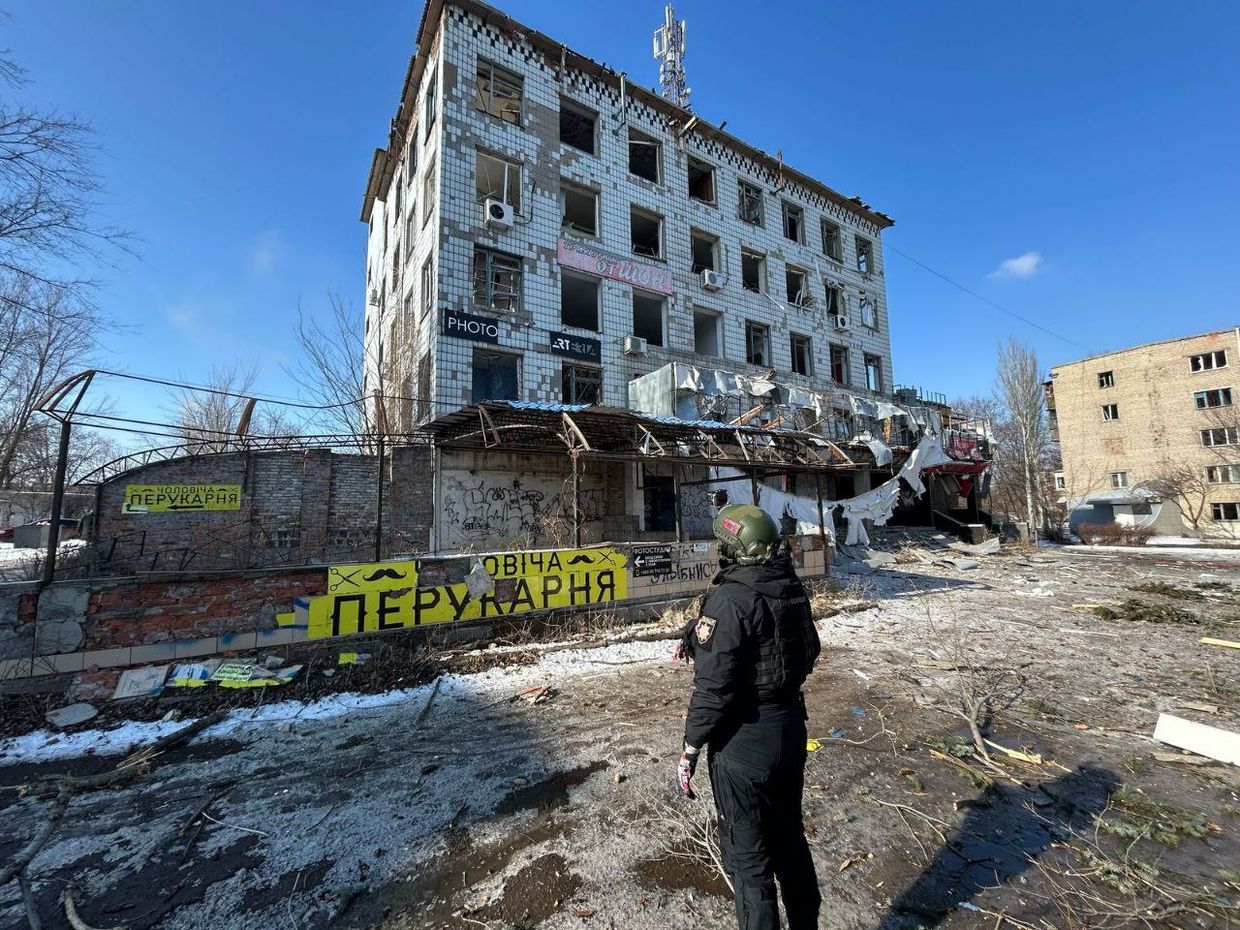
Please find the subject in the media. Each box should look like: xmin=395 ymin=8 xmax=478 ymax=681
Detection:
xmin=1090 ymin=599 xmax=1199 ymax=624
xmin=1154 ymin=712 xmax=1240 ymax=766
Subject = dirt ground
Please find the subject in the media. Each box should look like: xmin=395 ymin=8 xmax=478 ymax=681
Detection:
xmin=1 ymin=539 xmax=1238 ymax=930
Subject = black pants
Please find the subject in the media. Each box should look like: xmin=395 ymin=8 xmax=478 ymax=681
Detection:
xmin=708 ymin=703 xmax=821 ymax=930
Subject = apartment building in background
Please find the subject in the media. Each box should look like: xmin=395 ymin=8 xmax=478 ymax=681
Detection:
xmin=1047 ymin=328 xmax=1240 ymax=538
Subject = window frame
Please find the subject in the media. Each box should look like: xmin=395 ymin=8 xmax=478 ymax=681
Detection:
xmin=420 ymin=257 xmax=435 ymax=316
xmin=781 ymin=200 xmax=805 ymax=244
xmin=693 ymin=307 xmax=722 ymax=358
xmin=474 ymin=58 xmax=523 ymax=125
xmin=790 ymin=332 xmax=814 ymax=376
xmin=471 ymin=348 xmax=521 ymax=404
xmin=424 ymin=69 xmax=438 ymax=140
xmin=821 ymin=219 xmax=843 ymax=261
xmin=475 ymin=149 xmax=522 ymax=211
xmin=631 ymin=290 xmax=666 ymax=347
xmin=562 ymin=363 xmax=602 ymax=405
xmin=740 ymin=248 xmax=766 ymax=293
xmin=559 ymin=97 xmax=598 ymax=155
xmin=472 ymin=247 xmax=523 ymax=313
xmin=1195 ymin=387 xmax=1234 ymax=409
xmin=1101 ymin=403 xmax=1120 ymax=421
xmin=1207 ymin=464 xmax=1240 ymax=484
xmin=1190 ymin=350 xmax=1228 ymax=373
xmin=859 ymin=294 xmax=878 ymax=329
xmin=738 ymin=180 xmax=764 ymax=226
xmin=829 ymin=343 xmax=849 ymax=386
xmin=422 ymin=157 xmax=437 ymax=227
xmin=785 ymin=265 xmax=810 ymax=307
xmin=560 ymin=272 xmax=601 ymax=332
xmin=628 ymin=128 xmax=661 ymax=183
xmin=864 ymin=354 xmax=883 ymax=393
xmin=629 ymin=205 xmax=664 ymax=259
xmin=690 ymin=229 xmax=719 ymax=274
xmin=1202 ymin=426 xmax=1240 ymax=447
xmin=855 ymin=235 xmax=873 ymax=274
xmin=560 ymin=180 xmax=599 ymax=237
xmin=1212 ymin=502 xmax=1240 ymax=522
xmin=1097 ymin=370 xmax=1115 ymax=388
xmin=1110 ymin=471 xmax=1129 ymax=489
xmin=687 ymin=155 xmax=716 ymax=204
xmin=744 ymin=320 xmax=771 ymax=367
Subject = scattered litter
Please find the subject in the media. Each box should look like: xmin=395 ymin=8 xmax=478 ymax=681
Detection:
xmin=937 ymin=557 xmax=979 ymax=571
xmin=1200 ymin=637 xmax=1240 ymax=650
xmin=522 ymin=685 xmax=558 ymax=705
xmin=1179 ymin=701 xmax=1220 ymax=715
xmin=1070 ymin=603 xmax=1103 ymax=610
xmin=983 ymin=739 xmax=1043 ymax=766
xmin=852 ymin=669 xmax=873 ymax=682
xmin=112 ymin=665 xmax=170 ymax=700
xmin=338 ymin=652 xmax=372 ymax=665
xmin=958 ymin=902 xmax=982 ymax=913
xmin=209 ymin=660 xmax=302 ymax=688
xmin=464 ymin=559 xmax=495 ymax=598
xmin=160 ymin=709 xmax=182 ymax=722
xmin=262 ymin=655 xmax=284 ymax=669
xmin=167 ymin=660 xmax=220 ymax=688
xmin=612 ymin=772 xmax=625 ymax=784
xmin=322 ymin=669 xmax=336 ymax=678
xmin=1153 ymin=713 xmax=1240 ymax=766
xmin=806 ymin=738 xmax=822 ymax=751
xmin=1091 ymin=600 xmax=1198 ymax=624
xmin=828 ymin=729 xmax=847 ymax=740
xmin=837 ymin=852 xmax=872 ymax=872
xmin=45 ymin=703 xmax=98 ymax=729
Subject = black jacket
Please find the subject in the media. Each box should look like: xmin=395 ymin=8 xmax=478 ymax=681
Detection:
xmin=683 ymin=554 xmax=821 ymax=749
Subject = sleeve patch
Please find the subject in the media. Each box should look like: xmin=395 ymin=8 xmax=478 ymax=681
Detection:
xmin=695 ymin=615 xmax=717 ymax=644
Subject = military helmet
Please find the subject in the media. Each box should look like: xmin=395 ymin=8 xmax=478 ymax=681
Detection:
xmin=713 ymin=504 xmax=782 ymax=566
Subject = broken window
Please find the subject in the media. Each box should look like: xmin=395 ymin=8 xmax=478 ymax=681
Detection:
xmin=476 ymin=150 xmax=521 ymax=211
xmin=423 ymin=157 xmax=436 ymax=226
xmin=790 ymin=333 xmax=813 ymax=376
xmin=561 ymin=181 xmax=598 ymax=236
xmin=1202 ymin=427 xmax=1240 ymax=446
xmin=745 ymin=321 xmax=770 ymax=366
xmin=738 ymin=180 xmax=764 ymax=226
xmin=1207 ymin=465 xmax=1240 ymax=484
xmin=821 ymin=219 xmax=843 ymax=261
xmin=424 ymin=71 xmax=438 ymax=137
xmin=694 ymin=309 xmax=721 ymax=357
xmin=741 ymin=249 xmax=765 ymax=293
xmin=855 ymin=236 xmax=873 ymax=274
xmin=561 ymin=273 xmax=600 ymax=331
xmin=560 ymin=98 xmax=597 ymax=154
xmin=1195 ymin=388 xmax=1233 ymax=409
xmin=1191 ymin=350 xmax=1228 ymax=372
xmin=781 ymin=201 xmax=804 ymax=244
xmin=475 ymin=60 xmax=523 ymax=125
xmin=562 ymin=364 xmax=602 ymax=404
xmin=785 ymin=266 xmax=809 ymax=307
xmin=404 ymin=210 xmax=416 ymax=258
xmin=830 ymin=344 xmax=849 ymax=385
xmin=823 ymin=283 xmax=843 ymax=317
xmin=688 ymin=156 xmax=715 ymax=203
xmin=630 ymin=206 xmax=663 ymax=258
xmin=1101 ymin=403 xmax=1119 ymax=420
xmin=691 ymin=230 xmax=718 ymax=274
xmin=1054 ymin=473 xmax=1066 ymax=491
xmin=393 ymin=169 xmax=403 ymax=220
xmin=1110 ymin=471 xmax=1129 ymax=489
xmin=864 ymin=354 xmax=883 ymax=392
xmin=629 ymin=129 xmax=661 ymax=182
xmin=1212 ymin=502 xmax=1240 ymax=522
xmin=859 ymin=295 xmax=877 ymax=329
xmin=632 ymin=292 xmax=665 ymax=346
xmin=472 ymin=248 xmax=522 ymax=312
xmin=1098 ymin=370 xmax=1115 ymax=388
xmin=472 ymin=349 xmax=520 ymax=403
xmin=421 ymin=257 xmax=434 ymax=315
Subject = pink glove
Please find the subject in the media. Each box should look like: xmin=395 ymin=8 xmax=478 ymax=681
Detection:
xmin=677 ymin=751 xmax=698 ymax=798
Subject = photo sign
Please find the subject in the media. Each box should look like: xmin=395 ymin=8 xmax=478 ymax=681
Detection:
xmin=557 ymin=237 xmax=674 ymax=295
xmin=443 ymin=308 xmax=500 ymax=343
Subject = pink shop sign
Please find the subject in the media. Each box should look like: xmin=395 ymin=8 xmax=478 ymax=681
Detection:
xmin=557 ymin=237 xmax=674 ymax=295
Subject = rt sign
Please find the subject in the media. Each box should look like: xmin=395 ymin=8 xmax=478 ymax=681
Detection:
xmin=123 ymin=484 xmax=242 ymax=514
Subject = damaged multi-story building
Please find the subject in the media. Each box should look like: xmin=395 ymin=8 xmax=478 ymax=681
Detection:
xmin=1048 ymin=327 xmax=1240 ymax=539
xmin=360 ymin=0 xmax=991 ymax=556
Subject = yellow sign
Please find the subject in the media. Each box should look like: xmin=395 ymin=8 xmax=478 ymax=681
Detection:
xmin=123 ymin=484 xmax=242 ymax=514
xmin=307 ymin=548 xmax=628 ymax=639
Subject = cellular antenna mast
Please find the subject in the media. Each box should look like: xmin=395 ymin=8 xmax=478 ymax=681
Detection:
xmin=653 ymin=4 xmax=690 ymax=110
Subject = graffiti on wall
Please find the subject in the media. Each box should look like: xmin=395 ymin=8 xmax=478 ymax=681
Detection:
xmin=440 ymin=475 xmax=604 ymax=547
xmin=306 ymin=547 xmax=628 ymax=639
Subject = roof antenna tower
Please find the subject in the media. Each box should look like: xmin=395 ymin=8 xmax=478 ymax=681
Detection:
xmin=653 ymin=4 xmax=690 ymax=110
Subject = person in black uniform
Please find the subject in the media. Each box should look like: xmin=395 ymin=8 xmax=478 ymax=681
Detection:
xmin=677 ymin=503 xmax=822 ymax=930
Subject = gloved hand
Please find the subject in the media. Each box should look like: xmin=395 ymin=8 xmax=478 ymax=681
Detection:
xmin=677 ymin=747 xmax=699 ymax=798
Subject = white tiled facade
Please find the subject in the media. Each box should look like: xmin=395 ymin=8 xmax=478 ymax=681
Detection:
xmin=363 ymin=0 xmax=897 ymax=428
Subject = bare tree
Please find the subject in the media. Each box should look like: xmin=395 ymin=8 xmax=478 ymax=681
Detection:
xmin=995 ymin=339 xmax=1048 ymax=532
xmin=1137 ymin=460 xmax=1212 ymax=533
xmin=175 ymin=362 xmax=295 ymax=453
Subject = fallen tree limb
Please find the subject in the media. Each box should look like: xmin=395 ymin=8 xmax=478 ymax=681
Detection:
xmin=63 ymin=881 xmax=127 ymax=930
xmin=0 ymin=790 xmax=69 ymax=889
xmin=18 ymin=870 xmax=41 ymax=930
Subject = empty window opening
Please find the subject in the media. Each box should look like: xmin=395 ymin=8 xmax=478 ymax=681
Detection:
xmin=1101 ymin=403 xmax=1119 ymax=420
xmin=1212 ymin=502 xmax=1240 ymax=522
xmin=1195 ymin=388 xmax=1234 ymax=409
xmin=688 ymin=156 xmax=716 ymax=203
xmin=859 ymin=295 xmax=877 ymax=329
xmin=560 ymin=99 xmax=597 ymax=154
xmin=563 ymin=364 xmax=602 ymax=404
xmin=745 ymin=321 xmax=770 ymax=366
xmin=1098 ymin=370 xmax=1115 ymax=388
xmin=830 ymin=344 xmax=849 ymax=385
xmin=738 ymin=180 xmax=764 ymax=226
xmin=1054 ymin=473 xmax=1066 ymax=491
xmin=424 ymin=71 xmax=438 ymax=137
xmin=473 ymin=248 xmax=522 ymax=312
xmin=1110 ymin=471 xmax=1129 ymax=489
xmin=1191 ymin=350 xmax=1228 ymax=372
xmin=628 ymin=129 xmax=661 ymax=182
xmin=864 ymin=354 xmax=883 ymax=392
xmin=476 ymin=150 xmax=521 ymax=211
xmin=785 ymin=267 xmax=809 ymax=307
xmin=791 ymin=333 xmax=813 ymax=376
xmin=694 ymin=309 xmax=721 ymax=357
xmin=782 ymin=201 xmax=804 ymax=243
xmin=1207 ymin=465 xmax=1240 ymax=484
xmin=691 ymin=230 xmax=718 ymax=273
xmin=1202 ymin=427 xmax=1240 ymax=446
xmin=643 ymin=467 xmax=676 ymax=532
xmin=421 ymin=258 xmax=434 ymax=315
xmin=423 ymin=158 xmax=437 ymax=226
xmin=822 ymin=220 xmax=843 ymax=261
xmin=561 ymin=182 xmax=598 ymax=236
xmin=561 ymin=274 xmax=600 ymax=331
xmin=472 ymin=349 xmax=519 ymax=403
xmin=630 ymin=206 xmax=663 ymax=258
xmin=741 ymin=250 xmax=765 ymax=293
xmin=856 ymin=236 xmax=873 ymax=274
xmin=823 ymin=283 xmax=843 ymax=317
xmin=475 ymin=60 xmax=523 ymax=124
xmin=632 ymin=292 xmax=665 ymax=347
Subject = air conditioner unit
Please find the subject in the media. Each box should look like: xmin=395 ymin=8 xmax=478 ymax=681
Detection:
xmin=484 ymin=198 xmax=514 ymax=230
xmin=832 ymin=314 xmax=850 ymax=331
xmin=623 ymin=334 xmax=648 ymax=356
xmin=700 ymin=269 xmax=727 ymax=291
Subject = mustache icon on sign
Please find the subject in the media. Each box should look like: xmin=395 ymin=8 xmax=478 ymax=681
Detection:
xmin=364 ymin=568 xmax=410 ymax=582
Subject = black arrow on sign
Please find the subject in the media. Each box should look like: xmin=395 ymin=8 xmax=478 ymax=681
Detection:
xmin=166 ymin=504 xmax=206 ymax=511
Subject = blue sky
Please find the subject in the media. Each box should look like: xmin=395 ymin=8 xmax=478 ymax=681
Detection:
xmin=6 ymin=0 xmax=1238 ymax=416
